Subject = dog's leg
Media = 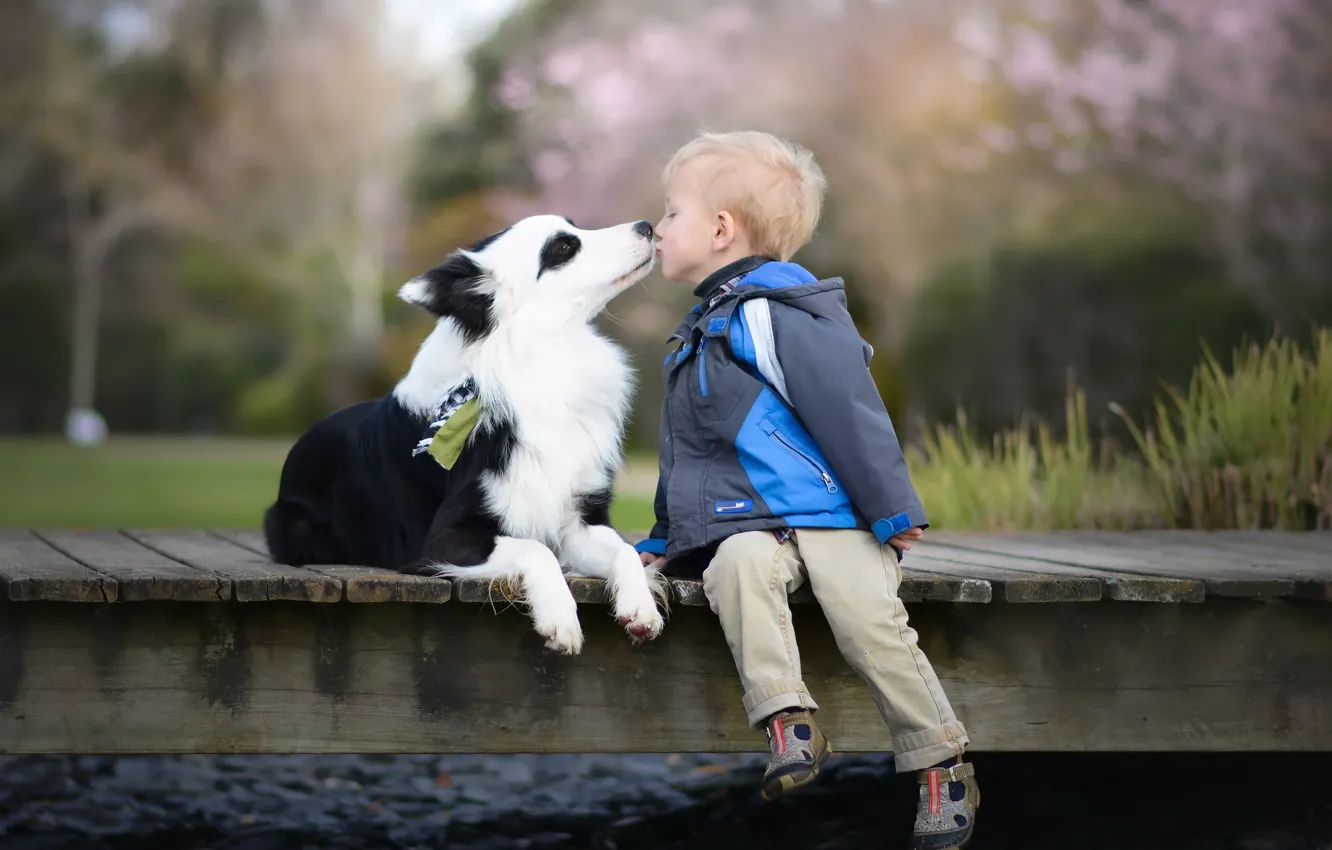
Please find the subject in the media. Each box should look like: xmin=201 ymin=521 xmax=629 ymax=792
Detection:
xmin=428 ymin=536 xmax=584 ymax=655
xmin=561 ymin=524 xmax=666 ymax=642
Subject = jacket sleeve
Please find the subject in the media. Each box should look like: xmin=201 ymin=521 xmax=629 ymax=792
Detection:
xmin=633 ymin=475 xmax=669 ymax=555
xmin=765 ymin=296 xmax=928 ymax=543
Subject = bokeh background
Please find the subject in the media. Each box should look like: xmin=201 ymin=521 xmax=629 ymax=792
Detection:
xmin=2 ymin=0 xmax=1329 ymax=534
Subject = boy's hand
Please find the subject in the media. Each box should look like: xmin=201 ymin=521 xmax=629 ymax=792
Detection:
xmin=640 ymin=552 xmax=667 ymax=570
xmin=890 ymin=527 xmax=925 ymax=551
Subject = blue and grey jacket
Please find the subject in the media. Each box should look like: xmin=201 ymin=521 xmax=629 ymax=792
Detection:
xmin=634 ymin=256 xmax=928 ymax=563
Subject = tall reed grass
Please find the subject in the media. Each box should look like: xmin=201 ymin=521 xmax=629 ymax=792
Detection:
xmin=1113 ymin=328 xmax=1332 ymax=530
xmin=909 ymin=328 xmax=1331 ymax=531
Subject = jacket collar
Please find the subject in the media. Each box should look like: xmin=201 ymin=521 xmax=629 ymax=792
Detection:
xmin=692 ymin=256 xmax=773 ymax=305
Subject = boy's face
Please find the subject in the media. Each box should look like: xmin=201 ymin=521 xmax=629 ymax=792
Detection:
xmin=655 ymin=162 xmax=723 ymax=285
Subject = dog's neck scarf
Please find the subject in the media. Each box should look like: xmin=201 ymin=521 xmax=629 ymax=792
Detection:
xmin=412 ymin=377 xmax=480 ymax=470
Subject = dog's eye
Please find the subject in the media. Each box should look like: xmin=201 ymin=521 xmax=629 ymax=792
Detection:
xmin=538 ymin=232 xmax=581 ymax=277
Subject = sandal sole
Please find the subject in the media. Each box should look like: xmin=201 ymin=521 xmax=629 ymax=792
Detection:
xmin=759 ymin=742 xmax=834 ymax=801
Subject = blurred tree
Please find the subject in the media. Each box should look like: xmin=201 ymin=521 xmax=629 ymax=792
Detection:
xmin=991 ymin=0 xmax=1332 ymax=321
xmin=23 ymin=0 xmax=423 ymax=431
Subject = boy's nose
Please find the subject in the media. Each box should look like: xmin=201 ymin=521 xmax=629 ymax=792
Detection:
xmin=633 ymin=220 xmax=654 ymax=239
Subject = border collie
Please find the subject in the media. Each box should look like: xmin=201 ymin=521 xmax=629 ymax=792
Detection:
xmin=264 ymin=215 xmax=665 ymax=654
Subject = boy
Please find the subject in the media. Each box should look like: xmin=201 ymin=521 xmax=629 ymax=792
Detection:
xmin=634 ymin=131 xmax=978 ymax=850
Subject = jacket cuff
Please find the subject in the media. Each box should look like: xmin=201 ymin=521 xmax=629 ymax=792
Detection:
xmin=871 ymin=506 xmax=928 ymax=545
xmin=634 ymin=537 xmax=668 ymax=555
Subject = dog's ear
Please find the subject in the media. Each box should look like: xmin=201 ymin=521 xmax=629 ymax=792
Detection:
xmin=397 ymin=251 xmax=495 ymax=341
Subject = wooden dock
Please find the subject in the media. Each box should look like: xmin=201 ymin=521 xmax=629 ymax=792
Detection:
xmin=0 ymin=528 xmax=1329 ymax=755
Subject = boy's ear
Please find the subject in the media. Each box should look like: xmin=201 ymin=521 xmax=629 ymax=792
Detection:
xmin=713 ymin=210 xmax=737 ymax=250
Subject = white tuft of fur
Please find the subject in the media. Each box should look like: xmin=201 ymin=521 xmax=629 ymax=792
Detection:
xmin=429 ymin=537 xmax=583 ymax=654
xmin=393 ymin=318 xmax=471 ymax=417
xmin=397 ymin=277 xmax=431 ymax=306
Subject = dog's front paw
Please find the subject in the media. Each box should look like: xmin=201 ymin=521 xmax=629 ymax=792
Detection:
xmin=614 ymin=586 xmax=665 ymax=643
xmin=534 ymin=606 xmax=584 ymax=655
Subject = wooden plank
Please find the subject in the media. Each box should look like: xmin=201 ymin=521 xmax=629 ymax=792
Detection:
xmin=1204 ymin=531 xmax=1332 ymax=560
xmin=126 ymin=530 xmax=341 ymax=603
xmin=622 ymin=530 xmax=989 ymax=603
xmin=37 ymin=530 xmax=226 ymax=602
xmin=657 ymin=574 xmax=990 ymax=607
xmin=0 ymin=596 xmax=1328 ymax=754
xmin=451 ymin=576 xmax=609 ymax=605
xmin=211 ymin=530 xmax=451 ymax=604
xmin=1123 ymin=531 xmax=1332 ymax=601
xmin=906 ymin=550 xmax=1102 ymax=603
xmin=928 ymin=534 xmax=1206 ymax=603
xmin=1141 ymin=532 xmax=1331 ymax=571
xmin=1050 ymin=532 xmax=1299 ymax=600
xmin=0 ymin=529 xmax=118 ymax=603
xmin=898 ymin=572 xmax=992 ymax=604
xmin=1207 ymin=530 xmax=1332 ymax=555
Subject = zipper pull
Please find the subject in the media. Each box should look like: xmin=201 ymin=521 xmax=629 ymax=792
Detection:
xmin=821 ymin=473 xmax=838 ymax=494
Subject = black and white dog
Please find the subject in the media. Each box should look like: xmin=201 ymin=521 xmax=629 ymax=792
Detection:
xmin=264 ymin=215 xmax=665 ymax=654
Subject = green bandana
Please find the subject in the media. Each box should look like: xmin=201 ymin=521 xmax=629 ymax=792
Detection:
xmin=426 ymin=395 xmax=480 ymax=469
xmin=413 ymin=377 xmax=481 ymax=470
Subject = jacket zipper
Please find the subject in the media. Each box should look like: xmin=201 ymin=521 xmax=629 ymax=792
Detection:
xmin=696 ymin=338 xmax=709 ymax=397
xmin=771 ymin=429 xmax=839 ymax=494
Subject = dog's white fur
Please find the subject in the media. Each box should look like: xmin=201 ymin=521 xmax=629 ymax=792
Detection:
xmin=395 ymin=215 xmax=664 ymax=653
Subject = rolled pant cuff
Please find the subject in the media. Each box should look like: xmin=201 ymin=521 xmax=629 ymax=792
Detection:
xmin=892 ymin=721 xmax=970 ymax=773
xmin=742 ymin=678 xmax=818 ymax=728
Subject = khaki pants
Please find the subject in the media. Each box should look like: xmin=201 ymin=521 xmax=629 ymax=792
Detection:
xmin=701 ymin=528 xmax=968 ymax=772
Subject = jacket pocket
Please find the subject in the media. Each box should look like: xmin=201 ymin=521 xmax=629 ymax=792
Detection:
xmin=761 ymin=419 xmax=839 ymax=495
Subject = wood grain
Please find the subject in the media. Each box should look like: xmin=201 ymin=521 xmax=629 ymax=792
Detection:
xmin=211 ymin=530 xmax=451 ymax=604
xmin=0 ymin=597 xmax=1328 ymax=754
xmin=126 ymin=530 xmax=341 ymax=603
xmin=2 ymin=530 xmax=1330 ymax=605
xmin=0 ymin=530 xmax=117 ymax=602
xmin=926 ymin=534 xmax=1206 ymax=602
xmin=38 ymin=530 xmax=226 ymax=601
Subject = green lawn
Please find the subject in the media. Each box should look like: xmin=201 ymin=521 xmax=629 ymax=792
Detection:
xmin=0 ymin=438 xmax=656 ymax=532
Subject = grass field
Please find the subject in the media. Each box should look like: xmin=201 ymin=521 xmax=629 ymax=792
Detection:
xmin=0 ymin=438 xmax=658 ymax=532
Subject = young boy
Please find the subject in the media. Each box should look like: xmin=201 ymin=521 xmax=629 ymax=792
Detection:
xmin=634 ymin=131 xmax=979 ymax=849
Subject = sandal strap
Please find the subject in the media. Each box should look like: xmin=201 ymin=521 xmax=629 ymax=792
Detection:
xmin=916 ymin=761 xmax=975 ymax=783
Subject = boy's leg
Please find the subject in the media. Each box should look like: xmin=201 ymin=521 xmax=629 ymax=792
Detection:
xmin=702 ymin=531 xmax=831 ymax=799
xmin=795 ymin=528 xmax=978 ymax=848
xmin=794 ymin=528 xmax=966 ymax=768
xmin=701 ymin=531 xmax=816 ymax=724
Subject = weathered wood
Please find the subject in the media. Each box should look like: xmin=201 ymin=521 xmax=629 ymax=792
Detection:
xmin=905 ymin=550 xmax=1102 ymax=603
xmin=4 ymin=530 xmax=1331 ymax=606
xmin=38 ymin=530 xmax=226 ymax=602
xmin=928 ymin=534 xmax=1206 ymax=603
xmin=1051 ymin=532 xmax=1299 ymax=600
xmin=211 ymin=530 xmax=452 ymax=604
xmin=1210 ymin=530 xmax=1332 ymax=556
xmin=659 ymin=574 xmax=991 ymax=607
xmin=0 ymin=597 xmax=1328 ymax=754
xmin=897 ymin=573 xmax=993 ymax=604
xmin=1129 ymin=531 xmax=1332 ymax=601
xmin=0 ymin=530 xmax=117 ymax=602
xmin=126 ymin=530 xmax=341 ymax=603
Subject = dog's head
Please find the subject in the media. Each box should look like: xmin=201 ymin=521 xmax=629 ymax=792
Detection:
xmin=398 ymin=215 xmax=656 ymax=340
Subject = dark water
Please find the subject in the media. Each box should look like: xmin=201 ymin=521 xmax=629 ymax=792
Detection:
xmin=0 ymin=752 xmax=1328 ymax=849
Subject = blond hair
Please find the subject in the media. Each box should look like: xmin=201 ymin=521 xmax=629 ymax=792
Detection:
xmin=662 ymin=130 xmax=827 ymax=262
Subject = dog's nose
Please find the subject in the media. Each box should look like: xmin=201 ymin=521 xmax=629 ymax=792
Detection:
xmin=633 ymin=220 xmax=654 ymax=239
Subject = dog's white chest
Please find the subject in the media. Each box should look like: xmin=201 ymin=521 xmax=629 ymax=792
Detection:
xmin=475 ymin=331 xmax=632 ymax=542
